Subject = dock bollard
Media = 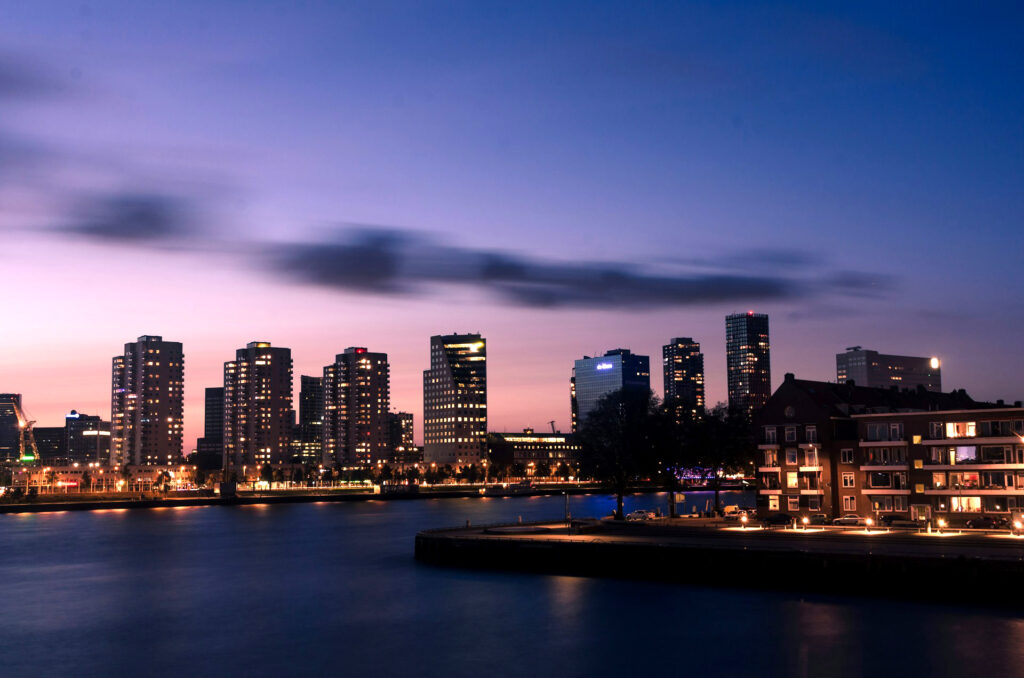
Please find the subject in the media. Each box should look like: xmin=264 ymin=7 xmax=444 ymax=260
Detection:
xmin=466 ymin=520 xmax=471 ymax=528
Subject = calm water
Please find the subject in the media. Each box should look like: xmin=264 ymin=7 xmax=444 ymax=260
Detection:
xmin=1 ymin=491 xmax=1023 ymax=678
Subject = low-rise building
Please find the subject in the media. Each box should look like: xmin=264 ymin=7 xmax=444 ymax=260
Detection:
xmin=489 ymin=429 xmax=580 ymax=469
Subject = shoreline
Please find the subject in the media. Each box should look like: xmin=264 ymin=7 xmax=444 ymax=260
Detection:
xmin=0 ymin=485 xmax=681 ymax=515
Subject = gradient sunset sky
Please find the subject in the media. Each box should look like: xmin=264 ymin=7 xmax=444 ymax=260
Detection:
xmin=1 ymin=2 xmax=1022 ymax=447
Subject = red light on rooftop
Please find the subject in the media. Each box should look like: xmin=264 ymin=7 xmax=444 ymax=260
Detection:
xmin=747 ymin=310 xmax=754 ymax=316
xmin=355 ymin=348 xmax=367 ymax=353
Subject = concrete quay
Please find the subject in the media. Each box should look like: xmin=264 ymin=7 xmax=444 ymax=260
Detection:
xmin=415 ymin=518 xmax=1024 ymax=605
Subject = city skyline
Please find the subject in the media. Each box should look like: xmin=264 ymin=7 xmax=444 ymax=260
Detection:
xmin=2 ymin=3 xmax=1023 ymax=449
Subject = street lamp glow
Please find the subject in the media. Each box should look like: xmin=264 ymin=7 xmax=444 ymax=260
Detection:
xmin=865 ymin=517 xmax=874 ymax=527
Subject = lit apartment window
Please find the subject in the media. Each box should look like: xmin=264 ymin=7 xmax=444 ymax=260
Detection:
xmin=786 ymin=472 xmax=799 ymax=489
xmin=768 ymin=495 xmax=779 ymax=511
xmin=787 ymin=496 xmax=800 ymax=512
xmin=945 ymin=421 xmax=976 ymax=439
xmin=764 ymin=450 xmax=778 ymax=466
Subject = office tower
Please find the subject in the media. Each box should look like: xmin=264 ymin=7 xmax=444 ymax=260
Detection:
xmin=223 ymin=341 xmax=294 ymax=472
xmin=662 ymin=337 xmax=705 ymax=419
xmin=65 ymin=411 xmax=111 ymax=465
xmin=423 ymin=333 xmax=487 ymax=465
xmin=195 ymin=387 xmax=225 ymax=469
xmin=0 ymin=394 xmax=21 ymax=463
xmin=836 ymin=347 xmax=942 ymax=392
xmin=323 ymin=348 xmax=390 ymax=466
xmin=111 ymin=336 xmax=185 ymax=466
xmin=297 ymin=376 xmax=324 ymax=465
xmin=726 ymin=312 xmax=771 ymax=418
xmin=571 ymin=349 xmax=651 ymax=431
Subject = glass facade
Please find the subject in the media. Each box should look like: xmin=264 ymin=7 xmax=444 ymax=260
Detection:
xmin=726 ymin=312 xmax=770 ymax=418
xmin=571 ymin=349 xmax=650 ymax=431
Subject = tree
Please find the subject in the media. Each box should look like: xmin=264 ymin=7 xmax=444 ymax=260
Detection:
xmin=120 ymin=464 xmax=133 ymax=492
xmin=577 ymin=388 xmax=662 ymax=520
xmin=81 ymin=470 xmax=92 ymax=493
xmin=260 ymin=463 xmax=274 ymax=485
xmin=154 ymin=470 xmax=171 ymax=493
xmin=536 ymin=461 xmax=552 ymax=478
xmin=682 ymin=404 xmax=753 ymax=513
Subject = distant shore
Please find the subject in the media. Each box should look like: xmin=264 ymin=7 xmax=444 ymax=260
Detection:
xmin=0 ymin=484 xmax=668 ymax=515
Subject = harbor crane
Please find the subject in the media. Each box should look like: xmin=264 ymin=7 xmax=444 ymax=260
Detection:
xmin=11 ymin=399 xmax=39 ymax=464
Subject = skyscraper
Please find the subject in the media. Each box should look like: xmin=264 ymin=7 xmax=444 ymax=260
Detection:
xmin=297 ymin=375 xmax=324 ymax=465
xmin=836 ymin=347 xmax=942 ymax=392
xmin=111 ymin=336 xmax=184 ymax=466
xmin=725 ymin=312 xmax=771 ymax=418
xmin=196 ymin=387 xmax=224 ymax=469
xmin=571 ymin=349 xmax=651 ymax=431
xmin=323 ymin=348 xmax=390 ymax=466
xmin=423 ymin=334 xmax=487 ymax=465
xmin=662 ymin=337 xmax=705 ymax=419
xmin=223 ymin=341 xmax=294 ymax=472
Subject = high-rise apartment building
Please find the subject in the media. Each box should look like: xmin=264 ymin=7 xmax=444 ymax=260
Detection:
xmin=111 ymin=336 xmax=184 ymax=466
xmin=65 ymin=411 xmax=111 ymax=465
xmin=571 ymin=349 xmax=650 ymax=431
xmin=196 ymin=387 xmax=225 ymax=469
xmin=223 ymin=342 xmax=294 ymax=472
xmin=323 ymin=348 xmax=390 ymax=466
xmin=836 ymin=347 xmax=941 ymax=392
xmin=726 ymin=312 xmax=771 ymax=418
xmin=297 ymin=375 xmax=324 ymax=465
xmin=0 ymin=394 xmax=22 ymax=463
xmin=423 ymin=334 xmax=487 ymax=465
xmin=662 ymin=337 xmax=705 ymax=419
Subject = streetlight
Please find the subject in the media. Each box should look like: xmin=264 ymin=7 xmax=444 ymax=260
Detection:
xmin=801 ymin=516 xmax=809 ymax=530
xmin=740 ymin=514 xmax=748 ymax=530
xmin=938 ymin=518 xmax=947 ymax=534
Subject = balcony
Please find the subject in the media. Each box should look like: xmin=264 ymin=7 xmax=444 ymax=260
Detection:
xmin=757 ymin=466 xmax=781 ymax=473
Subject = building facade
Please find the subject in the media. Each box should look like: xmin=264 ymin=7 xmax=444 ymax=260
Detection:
xmin=662 ymin=337 xmax=705 ymax=420
xmin=388 ymin=411 xmax=414 ymax=462
xmin=423 ymin=334 xmax=487 ymax=465
xmin=571 ymin=349 xmax=650 ymax=432
xmin=65 ymin=411 xmax=111 ymax=465
xmin=836 ymin=347 xmax=942 ymax=392
xmin=489 ymin=429 xmax=581 ymax=469
xmin=323 ymin=348 xmax=390 ymax=466
xmin=726 ymin=312 xmax=771 ymax=419
xmin=110 ymin=336 xmax=185 ymax=467
xmin=297 ymin=375 xmax=324 ymax=465
xmin=753 ymin=373 xmax=1004 ymax=523
xmin=0 ymin=394 xmax=21 ymax=463
xmin=223 ymin=342 xmax=294 ymax=472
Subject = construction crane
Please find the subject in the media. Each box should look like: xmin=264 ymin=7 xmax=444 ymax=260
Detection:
xmin=11 ymin=399 xmax=39 ymax=465
xmin=548 ymin=420 xmax=557 ymax=434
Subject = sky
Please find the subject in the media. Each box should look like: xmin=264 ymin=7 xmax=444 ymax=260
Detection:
xmin=1 ymin=1 xmax=1022 ymax=447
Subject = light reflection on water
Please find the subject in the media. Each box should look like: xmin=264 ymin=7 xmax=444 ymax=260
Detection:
xmin=0 ymin=491 xmax=1021 ymax=678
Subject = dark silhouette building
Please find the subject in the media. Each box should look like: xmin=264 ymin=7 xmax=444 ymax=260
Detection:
xmin=836 ymin=347 xmax=942 ymax=392
xmin=297 ymin=375 xmax=324 ymax=465
xmin=196 ymin=387 xmax=225 ymax=470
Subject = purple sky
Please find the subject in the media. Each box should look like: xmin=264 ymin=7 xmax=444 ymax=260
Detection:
xmin=1 ymin=2 xmax=1022 ymax=447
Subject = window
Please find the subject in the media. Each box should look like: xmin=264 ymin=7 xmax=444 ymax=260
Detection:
xmin=784 ymin=427 xmax=797 ymax=442
xmin=950 ymin=496 xmax=982 ymax=513
xmin=929 ymin=421 xmax=943 ymax=439
xmin=945 ymin=422 xmax=976 ymax=439
xmin=807 ymin=496 xmax=821 ymax=511
xmin=866 ymin=423 xmax=887 ymax=441
xmin=806 ymin=425 xmax=818 ymax=443
xmin=842 ymin=495 xmax=856 ymax=512
xmin=950 ymin=471 xmax=980 ymax=489
xmin=872 ymin=496 xmax=894 ymax=512
xmin=763 ymin=449 xmax=778 ymax=466
xmin=786 ymin=472 xmax=799 ymax=489
xmin=840 ymin=448 xmax=854 ymax=464
xmin=869 ymin=472 xmax=892 ymax=488
xmin=889 ymin=423 xmax=904 ymax=441
xmin=842 ymin=472 xmax=855 ymax=488
xmin=981 ymin=446 xmax=1009 ymax=463
xmin=893 ymin=496 xmax=908 ymax=512
xmin=787 ymin=496 xmax=800 ymax=512
xmin=785 ymin=448 xmax=798 ymax=465
xmin=803 ymin=448 xmax=819 ymax=467
xmin=763 ymin=427 xmax=777 ymax=444
xmin=932 ymin=472 xmax=946 ymax=489
xmin=768 ymin=495 xmax=779 ymax=511
xmin=954 ymin=446 xmax=977 ymax=464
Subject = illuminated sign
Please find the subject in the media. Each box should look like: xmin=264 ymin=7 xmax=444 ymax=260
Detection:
xmin=595 ymin=362 xmax=614 ymax=370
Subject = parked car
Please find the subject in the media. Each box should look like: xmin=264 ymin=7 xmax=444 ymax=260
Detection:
xmin=965 ymin=516 xmax=1008 ymax=529
xmin=763 ymin=512 xmax=793 ymax=526
xmin=723 ymin=507 xmax=749 ymax=521
xmin=807 ymin=513 xmax=829 ymax=526
xmin=878 ymin=514 xmax=919 ymax=528
xmin=625 ymin=509 xmax=656 ymax=522
xmin=832 ymin=514 xmax=866 ymax=526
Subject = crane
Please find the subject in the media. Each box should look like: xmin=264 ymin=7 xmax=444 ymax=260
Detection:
xmin=548 ymin=420 xmax=557 ymax=434
xmin=11 ymin=399 xmax=39 ymax=464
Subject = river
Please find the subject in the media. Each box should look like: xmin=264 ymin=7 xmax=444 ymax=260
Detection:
xmin=1 ymin=491 xmax=1021 ymax=677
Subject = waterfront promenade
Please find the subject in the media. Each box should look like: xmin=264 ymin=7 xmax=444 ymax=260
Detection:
xmin=417 ymin=518 xmax=1024 ymax=604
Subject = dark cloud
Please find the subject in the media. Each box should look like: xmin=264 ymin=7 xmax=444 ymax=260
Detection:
xmin=0 ymin=54 xmax=63 ymax=100
xmin=269 ymin=227 xmax=891 ymax=309
xmin=60 ymin=193 xmax=195 ymax=243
